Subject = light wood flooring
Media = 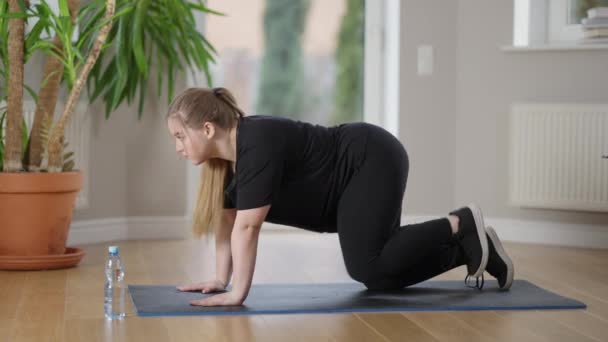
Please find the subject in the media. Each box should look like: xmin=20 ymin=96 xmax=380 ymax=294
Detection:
xmin=1 ymin=230 xmax=607 ymax=342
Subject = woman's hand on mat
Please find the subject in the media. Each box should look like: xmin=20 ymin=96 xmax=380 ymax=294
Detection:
xmin=189 ymin=291 xmax=244 ymax=307
xmin=176 ymin=279 xmax=226 ymax=293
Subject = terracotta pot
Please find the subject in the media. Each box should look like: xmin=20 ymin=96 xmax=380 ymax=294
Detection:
xmin=0 ymin=171 xmax=82 ymax=256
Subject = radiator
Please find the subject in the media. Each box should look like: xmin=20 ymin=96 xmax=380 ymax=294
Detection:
xmin=509 ymin=103 xmax=608 ymax=213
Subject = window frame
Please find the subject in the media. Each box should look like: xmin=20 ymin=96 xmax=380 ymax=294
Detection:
xmin=548 ymin=0 xmax=584 ymax=42
xmin=514 ymin=0 xmax=592 ymax=46
xmin=185 ymin=0 xmax=401 ymax=217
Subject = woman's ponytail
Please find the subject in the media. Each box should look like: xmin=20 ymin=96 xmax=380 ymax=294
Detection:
xmin=212 ymin=87 xmax=244 ymax=119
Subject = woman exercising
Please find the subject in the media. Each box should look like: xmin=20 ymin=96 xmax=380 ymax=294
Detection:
xmin=167 ymin=87 xmax=514 ymax=307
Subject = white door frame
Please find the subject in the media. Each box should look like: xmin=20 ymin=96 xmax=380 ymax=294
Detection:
xmin=364 ymin=0 xmax=400 ymax=138
xmin=185 ymin=0 xmax=401 ymax=219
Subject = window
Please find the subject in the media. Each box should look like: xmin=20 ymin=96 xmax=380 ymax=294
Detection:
xmin=203 ymin=0 xmax=365 ymax=126
xmin=513 ymin=0 xmax=608 ymax=46
xmin=184 ymin=0 xmax=401 ymax=217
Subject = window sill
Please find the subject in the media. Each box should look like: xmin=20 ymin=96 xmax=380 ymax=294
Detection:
xmin=501 ymin=42 xmax=608 ymax=52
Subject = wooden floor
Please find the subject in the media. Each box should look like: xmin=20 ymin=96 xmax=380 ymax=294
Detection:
xmin=1 ymin=229 xmax=607 ymax=342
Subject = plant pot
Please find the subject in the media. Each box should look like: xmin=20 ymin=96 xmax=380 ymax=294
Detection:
xmin=0 ymin=171 xmax=84 ymax=269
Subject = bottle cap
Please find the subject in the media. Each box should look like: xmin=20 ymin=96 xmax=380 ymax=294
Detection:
xmin=108 ymin=246 xmax=119 ymax=254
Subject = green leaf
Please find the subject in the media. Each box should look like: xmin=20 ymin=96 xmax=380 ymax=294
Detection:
xmin=132 ymin=0 xmax=150 ymax=75
xmin=21 ymin=117 xmax=28 ymax=160
xmin=156 ymin=47 xmax=163 ymax=97
xmin=39 ymin=69 xmax=63 ymax=89
xmin=58 ymin=0 xmax=70 ymax=18
xmin=0 ymin=109 xmax=5 ymax=170
xmin=63 ymin=151 xmax=74 ymax=160
xmin=80 ymin=0 xmax=220 ymax=120
xmin=91 ymin=59 xmax=116 ymax=103
xmin=76 ymin=17 xmax=103 ymax=51
xmin=0 ymin=12 xmax=32 ymax=19
xmin=109 ymin=72 xmax=125 ymax=113
xmin=0 ymin=110 xmax=6 ymax=141
xmin=199 ymin=34 xmax=218 ymax=55
xmin=137 ymin=74 xmax=146 ymax=120
xmin=40 ymin=48 xmax=70 ymax=73
xmin=23 ymin=84 xmax=38 ymax=103
xmin=15 ymin=0 xmax=29 ymax=14
xmin=104 ymin=91 xmax=113 ymax=119
xmin=24 ymin=17 xmax=50 ymax=61
xmin=63 ymin=159 xmax=75 ymax=172
xmin=0 ymin=0 xmax=7 ymax=18
xmin=76 ymin=8 xmax=132 ymax=51
xmin=126 ymin=61 xmax=137 ymax=104
xmin=167 ymin=61 xmax=174 ymax=102
xmin=187 ymin=2 xmax=225 ymax=17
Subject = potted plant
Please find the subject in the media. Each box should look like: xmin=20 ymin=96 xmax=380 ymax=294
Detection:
xmin=0 ymin=0 xmax=219 ymax=270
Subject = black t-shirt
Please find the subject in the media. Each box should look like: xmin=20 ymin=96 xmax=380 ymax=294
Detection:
xmin=223 ymin=115 xmax=368 ymax=233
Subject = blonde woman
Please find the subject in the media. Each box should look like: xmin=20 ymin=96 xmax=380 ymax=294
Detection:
xmin=167 ymin=87 xmax=514 ymax=307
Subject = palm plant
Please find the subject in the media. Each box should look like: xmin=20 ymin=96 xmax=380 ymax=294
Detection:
xmin=0 ymin=0 xmax=220 ymax=173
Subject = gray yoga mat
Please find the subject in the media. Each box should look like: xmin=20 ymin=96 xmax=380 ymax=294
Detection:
xmin=128 ymin=279 xmax=586 ymax=317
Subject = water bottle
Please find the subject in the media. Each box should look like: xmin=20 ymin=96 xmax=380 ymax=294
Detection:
xmin=104 ymin=245 xmax=126 ymax=320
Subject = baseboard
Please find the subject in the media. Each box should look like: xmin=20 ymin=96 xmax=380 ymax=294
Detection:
xmin=67 ymin=216 xmax=189 ymax=245
xmin=67 ymin=218 xmax=128 ymax=245
xmin=67 ymin=215 xmax=608 ymax=249
xmin=127 ymin=216 xmax=190 ymax=240
xmin=488 ymin=217 xmax=608 ymax=249
xmin=402 ymin=215 xmax=608 ymax=249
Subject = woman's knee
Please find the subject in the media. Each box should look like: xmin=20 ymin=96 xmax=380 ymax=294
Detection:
xmin=345 ymin=261 xmax=400 ymax=291
xmin=362 ymin=277 xmax=404 ymax=291
xmin=345 ymin=263 xmax=373 ymax=284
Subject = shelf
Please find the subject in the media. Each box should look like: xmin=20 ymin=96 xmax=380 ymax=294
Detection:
xmin=501 ymin=42 xmax=608 ymax=52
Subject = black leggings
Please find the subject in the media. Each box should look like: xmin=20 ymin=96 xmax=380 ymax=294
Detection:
xmin=336 ymin=123 xmax=466 ymax=291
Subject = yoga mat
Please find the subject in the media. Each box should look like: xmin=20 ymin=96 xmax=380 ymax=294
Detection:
xmin=128 ymin=279 xmax=586 ymax=317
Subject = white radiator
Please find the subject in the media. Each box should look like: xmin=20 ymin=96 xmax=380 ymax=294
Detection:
xmin=509 ymin=103 xmax=608 ymax=213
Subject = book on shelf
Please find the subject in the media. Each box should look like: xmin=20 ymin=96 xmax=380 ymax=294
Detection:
xmin=581 ymin=17 xmax=608 ymax=28
xmin=583 ymin=27 xmax=608 ymax=38
xmin=587 ymin=7 xmax=608 ymax=18
xmin=579 ymin=37 xmax=608 ymax=44
xmin=582 ymin=17 xmax=608 ymax=25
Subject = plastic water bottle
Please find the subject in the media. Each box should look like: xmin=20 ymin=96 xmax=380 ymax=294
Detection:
xmin=104 ymin=245 xmax=126 ymax=320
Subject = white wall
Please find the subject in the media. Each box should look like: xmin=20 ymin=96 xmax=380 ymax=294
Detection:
xmin=454 ymin=0 xmax=608 ymax=227
xmin=66 ymin=0 xmax=608 ymax=247
xmin=398 ymin=0 xmax=458 ymax=215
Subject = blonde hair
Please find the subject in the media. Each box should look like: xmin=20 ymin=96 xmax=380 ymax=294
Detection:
xmin=166 ymin=87 xmax=244 ymax=239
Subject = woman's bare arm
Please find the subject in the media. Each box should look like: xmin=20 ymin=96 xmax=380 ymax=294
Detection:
xmin=216 ymin=208 xmax=236 ymax=287
xmin=230 ymin=204 xmax=271 ymax=302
